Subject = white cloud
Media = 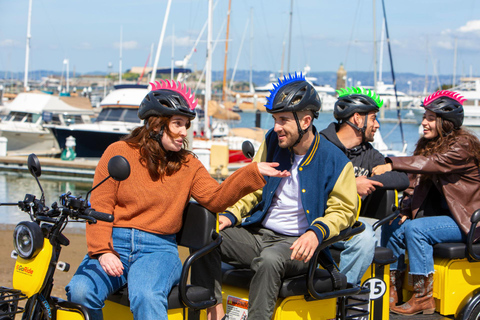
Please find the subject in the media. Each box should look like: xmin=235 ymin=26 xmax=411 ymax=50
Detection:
xmin=114 ymin=41 xmax=138 ymax=50
xmin=458 ymin=20 xmax=480 ymax=33
xmin=0 ymin=39 xmax=19 ymax=47
xmin=434 ymin=20 xmax=480 ymax=51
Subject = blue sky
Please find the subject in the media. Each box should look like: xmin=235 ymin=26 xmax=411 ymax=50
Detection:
xmin=1 ymin=0 xmax=479 ymax=77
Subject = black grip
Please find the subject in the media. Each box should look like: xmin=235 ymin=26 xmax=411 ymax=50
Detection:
xmin=86 ymin=209 xmax=114 ymax=222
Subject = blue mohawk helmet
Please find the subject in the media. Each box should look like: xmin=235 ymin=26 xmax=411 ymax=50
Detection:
xmin=264 ymin=72 xmax=321 ymax=118
xmin=264 ymin=72 xmax=321 ymax=148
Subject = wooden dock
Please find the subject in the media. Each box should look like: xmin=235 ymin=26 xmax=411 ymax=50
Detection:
xmin=0 ymin=156 xmax=240 ymax=181
xmin=0 ymin=156 xmax=98 ymax=181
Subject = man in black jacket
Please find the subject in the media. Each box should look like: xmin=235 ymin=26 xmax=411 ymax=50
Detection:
xmin=320 ymin=87 xmax=409 ymax=285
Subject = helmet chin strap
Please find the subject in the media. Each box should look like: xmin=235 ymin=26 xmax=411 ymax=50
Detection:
xmin=292 ymin=112 xmax=310 ymax=148
xmin=344 ymin=113 xmax=368 ymax=143
xmin=150 ymin=126 xmax=168 ymax=152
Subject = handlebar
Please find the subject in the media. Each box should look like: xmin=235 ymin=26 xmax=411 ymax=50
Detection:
xmin=84 ymin=208 xmax=114 ymax=223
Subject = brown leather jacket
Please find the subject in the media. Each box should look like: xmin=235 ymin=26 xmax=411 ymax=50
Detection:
xmin=387 ymin=136 xmax=480 ymax=241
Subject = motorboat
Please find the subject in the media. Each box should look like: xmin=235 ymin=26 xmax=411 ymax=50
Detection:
xmin=0 ymin=91 xmax=94 ymax=154
xmin=46 ymin=84 xmax=148 ymax=158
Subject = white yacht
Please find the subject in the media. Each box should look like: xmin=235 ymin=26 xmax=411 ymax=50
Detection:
xmin=47 ymin=84 xmax=148 ymax=158
xmin=0 ymin=91 xmax=94 ymax=154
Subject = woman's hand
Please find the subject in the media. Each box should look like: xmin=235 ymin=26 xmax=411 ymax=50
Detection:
xmin=390 ymin=213 xmax=409 ymax=225
xmin=372 ymin=163 xmax=393 ymax=176
xmin=98 ymin=252 xmax=124 ymax=277
xmin=257 ymin=162 xmax=291 ymax=178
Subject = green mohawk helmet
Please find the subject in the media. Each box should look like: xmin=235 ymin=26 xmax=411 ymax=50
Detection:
xmin=334 ymin=86 xmax=383 ymax=121
xmin=336 ymin=86 xmax=384 ymax=108
xmin=333 ymin=86 xmax=384 ymax=143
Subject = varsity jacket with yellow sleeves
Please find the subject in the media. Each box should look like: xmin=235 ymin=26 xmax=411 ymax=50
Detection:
xmin=221 ymin=126 xmax=358 ymax=242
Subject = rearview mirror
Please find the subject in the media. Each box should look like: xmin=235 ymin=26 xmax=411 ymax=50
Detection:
xmin=108 ymin=156 xmax=131 ymax=181
xmin=242 ymin=141 xmax=255 ymax=161
xmin=27 ymin=154 xmax=41 ymax=178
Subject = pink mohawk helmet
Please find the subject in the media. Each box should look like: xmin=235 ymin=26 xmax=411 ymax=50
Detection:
xmin=422 ymin=90 xmax=466 ymax=129
xmin=149 ymin=80 xmax=198 ymax=111
xmin=138 ymin=80 xmax=197 ymax=120
xmin=422 ymin=90 xmax=467 ymax=107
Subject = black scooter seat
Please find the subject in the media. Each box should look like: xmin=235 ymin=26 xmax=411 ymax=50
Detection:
xmin=221 ymin=263 xmax=348 ymax=298
xmin=433 ymin=242 xmax=480 ymax=260
xmin=107 ymin=285 xmax=213 ymax=310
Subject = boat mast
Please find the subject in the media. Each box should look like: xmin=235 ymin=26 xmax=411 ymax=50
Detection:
xmin=171 ymin=25 xmax=175 ymax=80
xmin=24 ymin=0 xmax=33 ymax=91
xmin=249 ymin=8 xmax=254 ymax=93
xmin=221 ymin=0 xmax=232 ymax=102
xmin=229 ymin=9 xmax=251 ymax=91
xmin=150 ymin=0 xmax=172 ymax=83
xmin=287 ymin=0 xmax=293 ymax=74
xmin=373 ymin=0 xmax=377 ymax=92
xmin=452 ymin=37 xmax=457 ymax=87
xmin=378 ymin=19 xmax=385 ymax=83
xmin=119 ymin=26 xmax=123 ymax=84
xmin=381 ymin=0 xmax=406 ymax=150
xmin=205 ymin=0 xmax=213 ymax=138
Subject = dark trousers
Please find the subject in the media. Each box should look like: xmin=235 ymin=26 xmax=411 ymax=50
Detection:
xmin=191 ymin=225 xmax=308 ymax=320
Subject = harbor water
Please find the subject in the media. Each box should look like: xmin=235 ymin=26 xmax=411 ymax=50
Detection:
xmin=1 ymin=109 xmax=480 ymax=228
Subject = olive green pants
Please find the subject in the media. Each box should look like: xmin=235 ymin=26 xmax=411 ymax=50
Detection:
xmin=191 ymin=225 xmax=309 ymax=320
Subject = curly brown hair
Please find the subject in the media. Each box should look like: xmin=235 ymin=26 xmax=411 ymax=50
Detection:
xmin=414 ymin=117 xmax=480 ymax=166
xmin=122 ymin=116 xmax=193 ymax=181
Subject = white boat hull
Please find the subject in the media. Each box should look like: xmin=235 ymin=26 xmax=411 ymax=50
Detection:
xmin=0 ymin=128 xmax=58 ymax=151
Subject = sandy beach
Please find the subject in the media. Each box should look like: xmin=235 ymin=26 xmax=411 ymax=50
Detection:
xmin=0 ymin=225 xmax=189 ymax=300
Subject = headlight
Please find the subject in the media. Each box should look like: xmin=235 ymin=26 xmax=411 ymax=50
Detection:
xmin=13 ymin=221 xmax=44 ymax=259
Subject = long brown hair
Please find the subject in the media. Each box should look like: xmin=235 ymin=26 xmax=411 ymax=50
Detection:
xmin=414 ymin=117 xmax=480 ymax=166
xmin=122 ymin=116 xmax=193 ymax=181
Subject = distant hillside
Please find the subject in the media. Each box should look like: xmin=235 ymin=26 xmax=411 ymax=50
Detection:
xmin=1 ymin=69 xmax=467 ymax=95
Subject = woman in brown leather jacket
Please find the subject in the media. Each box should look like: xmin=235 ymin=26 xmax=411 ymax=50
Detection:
xmin=372 ymin=90 xmax=480 ymax=316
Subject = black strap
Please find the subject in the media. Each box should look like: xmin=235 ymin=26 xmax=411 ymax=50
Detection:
xmin=317 ymin=250 xmax=343 ymax=290
xmin=292 ymin=111 xmax=310 ymax=147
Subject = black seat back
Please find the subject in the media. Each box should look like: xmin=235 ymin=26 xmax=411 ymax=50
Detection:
xmin=177 ymin=202 xmax=217 ymax=250
xmin=359 ymin=189 xmax=398 ymax=220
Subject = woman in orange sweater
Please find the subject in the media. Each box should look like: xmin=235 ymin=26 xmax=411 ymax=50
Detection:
xmin=66 ymin=80 xmax=288 ymax=320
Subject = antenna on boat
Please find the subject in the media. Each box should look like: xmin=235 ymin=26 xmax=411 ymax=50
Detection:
xmin=380 ymin=0 xmax=406 ymax=150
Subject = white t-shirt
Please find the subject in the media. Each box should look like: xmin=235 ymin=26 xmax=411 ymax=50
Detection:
xmin=261 ymin=154 xmax=309 ymax=236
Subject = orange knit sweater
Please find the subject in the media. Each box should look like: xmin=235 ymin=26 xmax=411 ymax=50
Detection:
xmin=86 ymin=141 xmax=266 ymax=257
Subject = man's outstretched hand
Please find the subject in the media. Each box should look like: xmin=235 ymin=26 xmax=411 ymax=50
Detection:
xmin=257 ymin=162 xmax=291 ymax=178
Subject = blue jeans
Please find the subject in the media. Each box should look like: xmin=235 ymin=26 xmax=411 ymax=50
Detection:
xmin=66 ymin=228 xmax=182 ymax=320
xmin=331 ymin=218 xmax=377 ymax=285
xmin=381 ymin=216 xmax=466 ymax=276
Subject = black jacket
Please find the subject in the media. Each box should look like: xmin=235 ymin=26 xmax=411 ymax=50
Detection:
xmin=320 ymin=122 xmax=409 ymax=191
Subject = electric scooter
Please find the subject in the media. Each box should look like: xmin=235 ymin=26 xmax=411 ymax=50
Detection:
xmin=0 ymin=153 xmax=130 ymax=320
